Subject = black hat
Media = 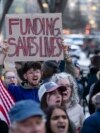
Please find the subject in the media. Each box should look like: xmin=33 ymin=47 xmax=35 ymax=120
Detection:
xmin=42 ymin=60 xmax=60 ymax=74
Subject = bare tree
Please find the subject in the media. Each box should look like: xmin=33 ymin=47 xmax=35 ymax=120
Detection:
xmin=0 ymin=0 xmax=13 ymax=33
xmin=38 ymin=0 xmax=68 ymax=13
xmin=63 ymin=3 xmax=88 ymax=30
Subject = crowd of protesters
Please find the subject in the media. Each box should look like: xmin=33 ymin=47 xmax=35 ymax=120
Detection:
xmin=0 ymin=40 xmax=100 ymax=133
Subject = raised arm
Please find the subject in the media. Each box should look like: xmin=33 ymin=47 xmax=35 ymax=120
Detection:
xmin=62 ymin=44 xmax=77 ymax=77
xmin=0 ymin=40 xmax=9 ymax=76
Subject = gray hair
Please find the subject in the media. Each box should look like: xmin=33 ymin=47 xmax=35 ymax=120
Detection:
xmin=50 ymin=72 xmax=79 ymax=106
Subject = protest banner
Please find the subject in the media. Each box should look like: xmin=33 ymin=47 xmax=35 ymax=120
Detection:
xmin=5 ymin=13 xmax=63 ymax=61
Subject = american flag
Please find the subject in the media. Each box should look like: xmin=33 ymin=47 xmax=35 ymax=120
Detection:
xmin=0 ymin=78 xmax=15 ymax=125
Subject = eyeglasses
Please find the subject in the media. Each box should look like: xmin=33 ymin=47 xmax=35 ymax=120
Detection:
xmin=6 ymin=76 xmax=16 ymax=79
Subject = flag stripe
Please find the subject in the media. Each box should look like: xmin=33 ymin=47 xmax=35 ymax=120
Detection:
xmin=0 ymin=80 xmax=14 ymax=104
xmin=0 ymin=100 xmax=10 ymax=122
xmin=0 ymin=84 xmax=12 ymax=111
xmin=0 ymin=99 xmax=10 ymax=124
xmin=0 ymin=103 xmax=9 ymax=124
xmin=0 ymin=112 xmax=6 ymax=122
xmin=0 ymin=78 xmax=15 ymax=125
xmin=0 ymin=93 xmax=10 ymax=124
xmin=0 ymin=91 xmax=9 ymax=112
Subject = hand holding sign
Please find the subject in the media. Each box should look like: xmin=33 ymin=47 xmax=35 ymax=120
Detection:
xmin=61 ymin=42 xmax=72 ymax=63
xmin=2 ymin=40 xmax=9 ymax=56
xmin=0 ymin=40 xmax=9 ymax=65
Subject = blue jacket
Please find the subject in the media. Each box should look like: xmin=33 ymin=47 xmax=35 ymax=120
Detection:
xmin=81 ymin=108 xmax=100 ymax=133
xmin=8 ymin=84 xmax=39 ymax=103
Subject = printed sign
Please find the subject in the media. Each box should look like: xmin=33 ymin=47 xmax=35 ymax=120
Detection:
xmin=6 ymin=13 xmax=63 ymax=61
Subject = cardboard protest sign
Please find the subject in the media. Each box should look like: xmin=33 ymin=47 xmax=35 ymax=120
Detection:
xmin=5 ymin=13 xmax=63 ymax=61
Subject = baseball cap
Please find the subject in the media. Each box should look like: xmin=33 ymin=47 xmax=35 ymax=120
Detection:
xmin=38 ymin=81 xmax=66 ymax=101
xmin=9 ymin=100 xmax=44 ymax=123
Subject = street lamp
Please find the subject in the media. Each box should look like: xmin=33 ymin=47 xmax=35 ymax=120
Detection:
xmin=42 ymin=2 xmax=49 ymax=12
xmin=42 ymin=2 xmax=48 ymax=8
xmin=89 ymin=19 xmax=97 ymax=28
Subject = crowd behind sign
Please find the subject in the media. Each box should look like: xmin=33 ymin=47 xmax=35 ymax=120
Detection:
xmin=6 ymin=13 xmax=63 ymax=61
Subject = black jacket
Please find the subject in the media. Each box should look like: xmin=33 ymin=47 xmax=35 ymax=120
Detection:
xmin=0 ymin=120 xmax=8 ymax=133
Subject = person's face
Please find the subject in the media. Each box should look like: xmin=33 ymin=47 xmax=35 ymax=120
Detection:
xmin=46 ymin=89 xmax=62 ymax=106
xmin=24 ymin=68 xmax=41 ymax=86
xmin=50 ymin=108 xmax=69 ymax=133
xmin=5 ymin=71 xmax=18 ymax=85
xmin=10 ymin=116 xmax=46 ymax=133
xmin=57 ymin=79 xmax=72 ymax=103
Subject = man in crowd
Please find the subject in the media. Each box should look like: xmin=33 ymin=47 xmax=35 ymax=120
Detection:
xmin=9 ymin=100 xmax=46 ymax=133
xmin=4 ymin=71 xmax=18 ymax=86
xmin=0 ymin=41 xmax=42 ymax=102
xmin=81 ymin=92 xmax=100 ymax=133
xmin=7 ymin=61 xmax=42 ymax=102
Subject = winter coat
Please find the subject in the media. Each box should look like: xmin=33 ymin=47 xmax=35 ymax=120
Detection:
xmin=0 ymin=119 xmax=8 ymax=133
xmin=67 ymin=103 xmax=84 ymax=132
xmin=88 ymin=80 xmax=100 ymax=114
xmin=81 ymin=108 xmax=100 ymax=133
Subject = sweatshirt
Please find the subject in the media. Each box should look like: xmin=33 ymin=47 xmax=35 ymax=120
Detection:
xmin=8 ymin=84 xmax=39 ymax=103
